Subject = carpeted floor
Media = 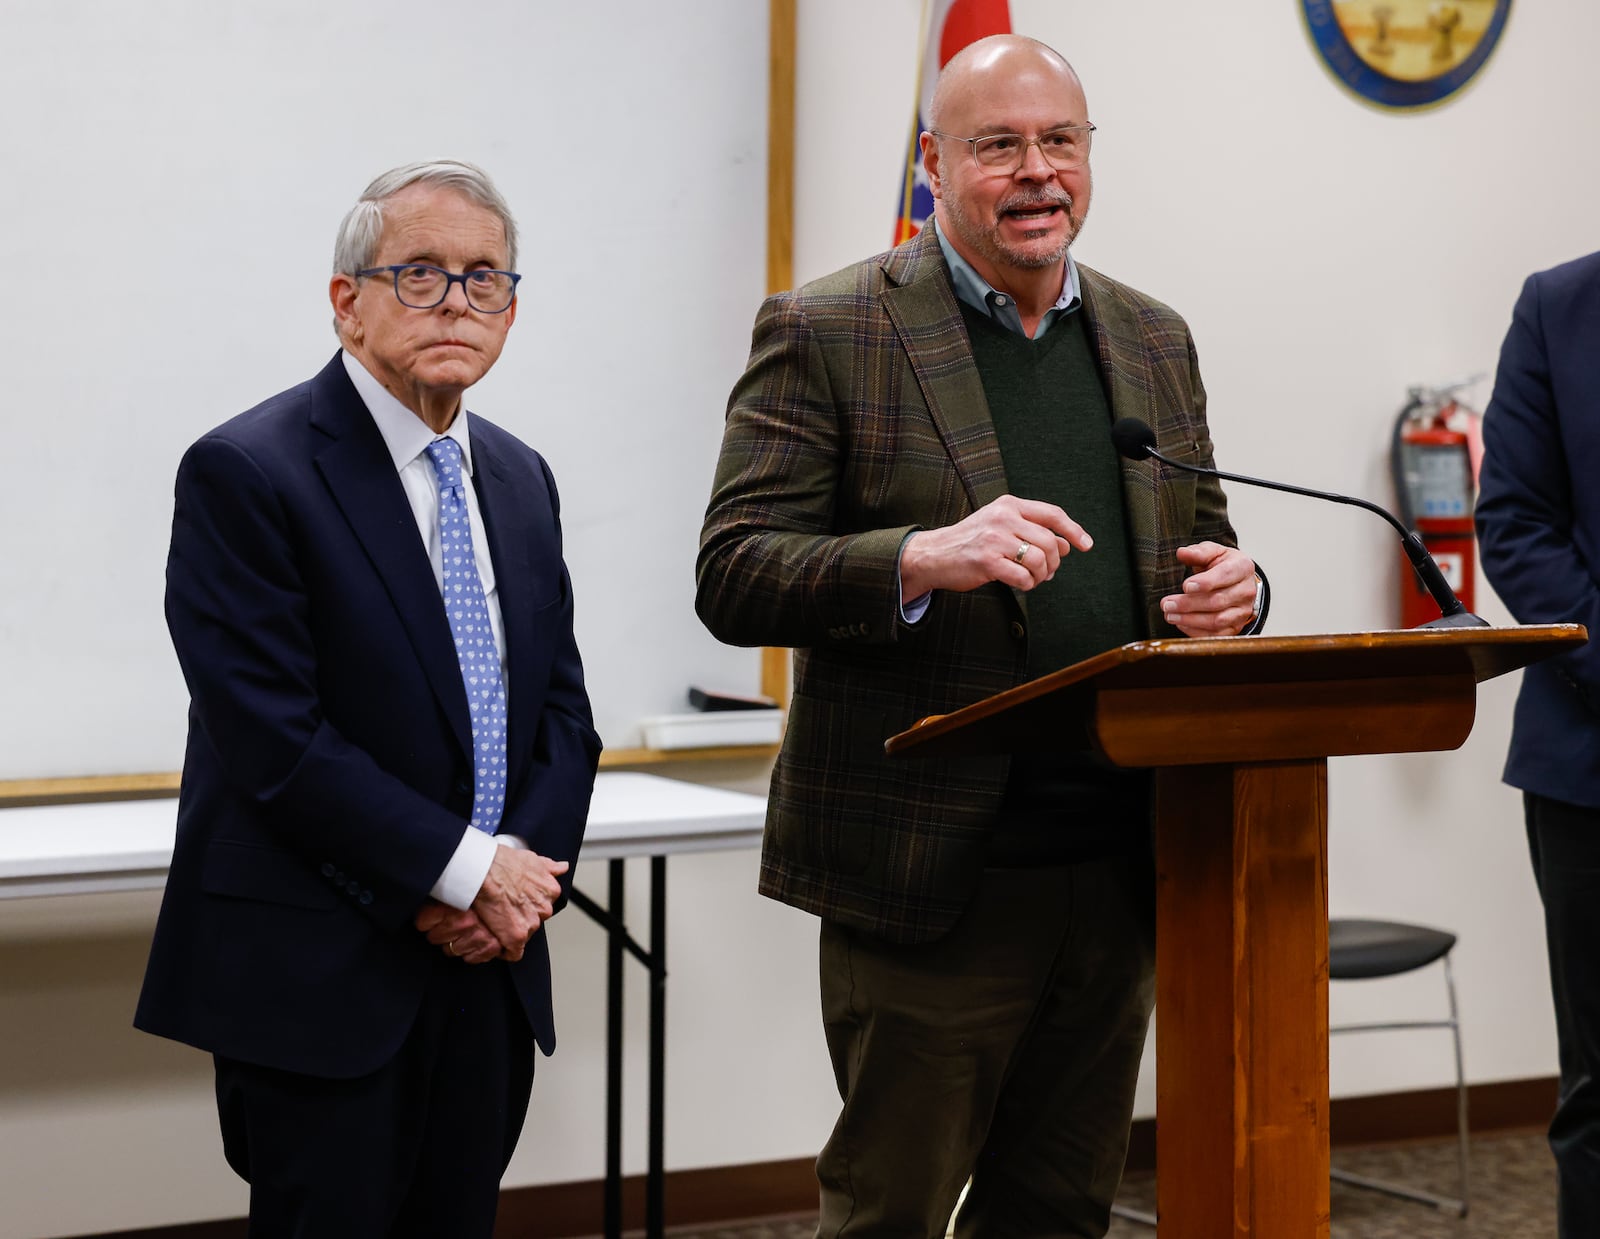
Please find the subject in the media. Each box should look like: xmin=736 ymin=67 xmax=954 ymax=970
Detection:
xmin=661 ymin=1130 xmax=1555 ymax=1238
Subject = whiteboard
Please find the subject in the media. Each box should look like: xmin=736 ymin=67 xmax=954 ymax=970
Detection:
xmin=0 ymin=0 xmax=770 ymax=776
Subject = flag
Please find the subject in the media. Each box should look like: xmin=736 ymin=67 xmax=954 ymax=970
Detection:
xmin=893 ymin=0 xmax=1013 ymax=245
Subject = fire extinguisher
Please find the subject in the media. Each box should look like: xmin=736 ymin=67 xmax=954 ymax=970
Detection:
xmin=1390 ymin=380 xmax=1484 ymax=628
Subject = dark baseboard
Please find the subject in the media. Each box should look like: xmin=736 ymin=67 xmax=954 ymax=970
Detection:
xmin=1122 ymin=1074 xmax=1556 ymax=1173
xmin=76 ymin=1158 xmax=820 ymax=1239
xmin=78 ymin=1077 xmax=1557 ymax=1239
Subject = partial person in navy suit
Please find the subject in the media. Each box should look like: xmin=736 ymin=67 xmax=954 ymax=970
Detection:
xmin=1477 ymin=249 xmax=1600 ymax=1239
xmin=135 ymin=160 xmax=602 ymax=1238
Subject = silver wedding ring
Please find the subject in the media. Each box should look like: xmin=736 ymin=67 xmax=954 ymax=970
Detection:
xmin=1014 ymin=541 xmax=1032 ymax=563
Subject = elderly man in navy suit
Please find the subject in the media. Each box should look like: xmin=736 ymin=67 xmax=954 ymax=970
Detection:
xmin=1478 ymin=250 xmax=1600 ymax=1239
xmin=136 ymin=160 xmax=601 ymax=1238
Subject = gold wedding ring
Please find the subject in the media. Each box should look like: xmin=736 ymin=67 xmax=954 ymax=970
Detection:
xmin=1014 ymin=541 xmax=1032 ymax=563
xmin=446 ymin=939 xmax=458 ymax=957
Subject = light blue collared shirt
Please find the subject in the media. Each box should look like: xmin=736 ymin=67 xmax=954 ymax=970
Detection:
xmin=898 ymin=225 xmax=1085 ymax=623
xmin=934 ymin=220 xmax=1082 ymax=340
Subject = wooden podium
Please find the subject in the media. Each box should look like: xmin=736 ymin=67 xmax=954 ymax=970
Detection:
xmin=885 ymin=625 xmax=1585 ymax=1238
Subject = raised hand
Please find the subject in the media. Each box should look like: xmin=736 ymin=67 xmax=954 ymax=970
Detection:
xmin=899 ymin=495 xmax=1093 ymax=599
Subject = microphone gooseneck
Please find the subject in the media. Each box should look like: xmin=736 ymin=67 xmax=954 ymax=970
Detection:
xmin=1109 ymin=418 xmax=1487 ymax=629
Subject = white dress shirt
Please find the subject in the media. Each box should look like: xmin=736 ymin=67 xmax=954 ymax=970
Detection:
xmin=341 ymin=351 xmax=508 ymax=910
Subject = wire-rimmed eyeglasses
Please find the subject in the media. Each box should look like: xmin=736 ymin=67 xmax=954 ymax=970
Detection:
xmin=356 ymin=263 xmax=521 ymax=313
xmin=929 ymin=124 xmax=1096 ymax=176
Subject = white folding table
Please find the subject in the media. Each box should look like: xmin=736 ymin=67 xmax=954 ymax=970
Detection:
xmin=0 ymin=770 xmax=768 ymax=1239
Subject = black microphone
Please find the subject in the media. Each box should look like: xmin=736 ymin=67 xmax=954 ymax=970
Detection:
xmin=1109 ymin=418 xmax=1487 ymax=629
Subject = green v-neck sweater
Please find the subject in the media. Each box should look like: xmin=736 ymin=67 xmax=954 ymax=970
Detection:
xmin=959 ymin=300 xmax=1149 ymax=863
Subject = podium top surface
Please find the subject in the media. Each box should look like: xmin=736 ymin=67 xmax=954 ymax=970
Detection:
xmin=885 ymin=624 xmax=1586 ymax=761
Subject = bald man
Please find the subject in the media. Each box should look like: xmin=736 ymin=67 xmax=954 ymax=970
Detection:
xmin=698 ymin=36 xmax=1264 ymax=1238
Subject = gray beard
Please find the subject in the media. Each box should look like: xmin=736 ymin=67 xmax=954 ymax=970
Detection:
xmin=945 ymin=191 xmax=1080 ymax=271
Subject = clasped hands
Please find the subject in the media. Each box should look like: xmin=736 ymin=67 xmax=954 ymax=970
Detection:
xmin=414 ymin=845 xmax=569 ymax=964
xmin=899 ymin=494 xmax=1257 ymax=636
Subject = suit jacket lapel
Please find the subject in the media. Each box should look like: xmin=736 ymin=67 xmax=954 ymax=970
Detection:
xmin=1079 ymin=265 xmax=1161 ymax=612
xmin=308 ymin=358 xmax=473 ymax=760
xmin=880 ymin=230 xmax=1011 ymax=517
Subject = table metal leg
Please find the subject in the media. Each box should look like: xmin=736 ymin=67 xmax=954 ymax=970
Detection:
xmin=571 ymin=856 xmax=671 ymax=1238
xmin=605 ymin=858 xmax=625 ymax=1239
xmin=647 ymin=855 xmax=667 ymax=1237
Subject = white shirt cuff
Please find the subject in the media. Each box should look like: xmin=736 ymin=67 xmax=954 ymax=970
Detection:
xmin=897 ymin=530 xmax=932 ymax=624
xmin=429 ymin=827 xmax=500 ymax=910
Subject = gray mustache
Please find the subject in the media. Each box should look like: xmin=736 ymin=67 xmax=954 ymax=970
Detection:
xmin=998 ymin=192 xmax=1072 ymax=215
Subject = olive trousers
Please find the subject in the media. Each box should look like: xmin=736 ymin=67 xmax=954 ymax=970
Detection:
xmin=815 ymin=852 xmax=1155 ymax=1239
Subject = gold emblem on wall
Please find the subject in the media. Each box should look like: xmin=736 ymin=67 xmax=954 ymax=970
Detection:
xmin=1303 ymin=0 xmax=1512 ymax=110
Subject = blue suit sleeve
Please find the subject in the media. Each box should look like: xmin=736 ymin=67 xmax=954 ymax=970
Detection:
xmin=1476 ymin=271 xmax=1600 ymax=704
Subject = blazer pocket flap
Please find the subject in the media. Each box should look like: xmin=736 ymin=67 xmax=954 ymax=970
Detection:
xmin=200 ymin=841 xmax=343 ymax=911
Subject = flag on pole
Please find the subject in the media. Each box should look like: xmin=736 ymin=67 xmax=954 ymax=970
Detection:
xmin=893 ymin=0 xmax=1013 ymax=245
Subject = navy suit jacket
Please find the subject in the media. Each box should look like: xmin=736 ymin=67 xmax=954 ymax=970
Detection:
xmin=1477 ymin=251 xmax=1600 ymax=808
xmin=135 ymin=354 xmax=601 ymax=1077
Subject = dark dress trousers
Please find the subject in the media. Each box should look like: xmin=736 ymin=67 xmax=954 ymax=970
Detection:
xmin=135 ymin=354 xmax=600 ymax=1228
xmin=1477 ymin=250 xmax=1600 ymax=1238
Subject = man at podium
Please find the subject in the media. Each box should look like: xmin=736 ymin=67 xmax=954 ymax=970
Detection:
xmin=698 ymin=35 xmax=1263 ymax=1239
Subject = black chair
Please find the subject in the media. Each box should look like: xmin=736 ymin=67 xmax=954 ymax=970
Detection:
xmin=1328 ymin=917 xmax=1469 ymax=1218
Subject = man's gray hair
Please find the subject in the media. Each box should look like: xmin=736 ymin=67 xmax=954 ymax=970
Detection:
xmin=332 ymin=159 xmax=519 ymax=275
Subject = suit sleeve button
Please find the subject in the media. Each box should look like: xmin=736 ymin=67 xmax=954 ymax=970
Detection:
xmin=320 ymin=862 xmax=336 ymax=878
xmin=359 ymin=890 xmax=374 ymax=906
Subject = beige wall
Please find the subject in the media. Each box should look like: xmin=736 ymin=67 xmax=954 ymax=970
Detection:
xmin=6 ymin=0 xmax=1597 ymax=1235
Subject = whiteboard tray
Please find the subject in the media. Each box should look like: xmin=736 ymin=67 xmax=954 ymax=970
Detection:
xmin=640 ymin=710 xmax=784 ymax=750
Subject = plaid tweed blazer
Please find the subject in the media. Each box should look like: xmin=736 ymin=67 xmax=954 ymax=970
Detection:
xmin=697 ymin=225 xmax=1239 ymax=944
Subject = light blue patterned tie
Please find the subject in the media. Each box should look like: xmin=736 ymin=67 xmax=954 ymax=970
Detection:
xmin=425 ymin=437 xmax=507 ymax=834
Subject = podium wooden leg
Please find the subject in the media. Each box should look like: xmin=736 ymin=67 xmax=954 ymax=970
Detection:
xmin=1153 ymin=761 xmax=1331 ymax=1238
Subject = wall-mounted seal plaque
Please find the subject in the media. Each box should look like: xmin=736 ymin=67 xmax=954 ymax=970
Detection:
xmin=1301 ymin=1 xmax=1512 ymax=111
